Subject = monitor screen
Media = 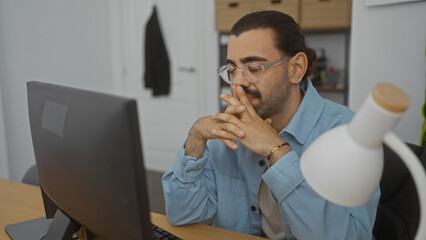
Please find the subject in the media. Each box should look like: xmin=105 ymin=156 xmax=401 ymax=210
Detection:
xmin=26 ymin=81 xmax=152 ymax=239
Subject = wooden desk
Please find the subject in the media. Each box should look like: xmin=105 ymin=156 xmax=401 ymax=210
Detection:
xmin=0 ymin=178 xmax=265 ymax=240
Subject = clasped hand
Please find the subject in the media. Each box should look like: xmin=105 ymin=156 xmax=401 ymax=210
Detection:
xmin=206 ymin=85 xmax=285 ymax=158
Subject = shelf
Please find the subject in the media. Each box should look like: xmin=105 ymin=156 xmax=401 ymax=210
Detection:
xmin=215 ymin=0 xmax=352 ymax=33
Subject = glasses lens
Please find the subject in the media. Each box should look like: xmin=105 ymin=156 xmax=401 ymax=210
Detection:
xmin=217 ymin=64 xmax=262 ymax=84
xmin=243 ymin=64 xmax=261 ymax=83
xmin=218 ymin=66 xmax=232 ymax=84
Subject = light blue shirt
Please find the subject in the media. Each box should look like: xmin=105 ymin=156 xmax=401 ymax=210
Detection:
xmin=162 ymin=80 xmax=380 ymax=240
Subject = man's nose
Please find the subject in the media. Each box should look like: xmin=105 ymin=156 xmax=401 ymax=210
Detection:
xmin=231 ymin=69 xmax=251 ymax=87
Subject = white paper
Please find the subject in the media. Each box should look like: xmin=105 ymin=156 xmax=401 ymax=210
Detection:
xmin=365 ymin=0 xmax=424 ymax=6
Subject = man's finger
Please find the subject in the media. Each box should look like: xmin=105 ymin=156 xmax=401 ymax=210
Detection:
xmin=220 ymin=93 xmax=241 ymax=106
xmin=212 ymin=128 xmax=241 ymax=142
xmin=212 ymin=113 xmax=243 ymax=127
xmin=218 ymin=138 xmax=238 ymax=150
xmin=221 ymin=122 xmax=246 ymax=138
xmin=235 ymin=86 xmax=257 ymax=116
xmin=231 ymin=85 xmax=239 ymax=100
xmin=224 ymin=105 xmax=246 ymax=115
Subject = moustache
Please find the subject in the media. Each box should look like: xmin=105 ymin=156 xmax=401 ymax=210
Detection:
xmin=242 ymin=86 xmax=262 ymax=99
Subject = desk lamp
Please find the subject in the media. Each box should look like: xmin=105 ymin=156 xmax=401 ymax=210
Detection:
xmin=300 ymin=83 xmax=426 ymax=240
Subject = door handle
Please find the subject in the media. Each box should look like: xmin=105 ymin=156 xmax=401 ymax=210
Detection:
xmin=178 ymin=67 xmax=196 ymax=73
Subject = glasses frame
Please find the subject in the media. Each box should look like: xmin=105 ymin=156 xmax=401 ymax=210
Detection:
xmin=217 ymin=56 xmax=289 ymax=84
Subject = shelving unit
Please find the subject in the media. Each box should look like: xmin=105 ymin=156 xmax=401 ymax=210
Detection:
xmin=215 ymin=0 xmax=352 ymax=110
xmin=304 ymin=29 xmax=350 ymax=106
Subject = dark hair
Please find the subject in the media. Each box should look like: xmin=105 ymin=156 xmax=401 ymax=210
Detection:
xmin=230 ymin=10 xmax=316 ymax=80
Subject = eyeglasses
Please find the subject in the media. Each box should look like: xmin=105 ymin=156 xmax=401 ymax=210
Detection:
xmin=217 ymin=56 xmax=289 ymax=84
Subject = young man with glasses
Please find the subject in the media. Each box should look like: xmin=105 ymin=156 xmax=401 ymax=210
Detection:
xmin=163 ymin=11 xmax=379 ymax=240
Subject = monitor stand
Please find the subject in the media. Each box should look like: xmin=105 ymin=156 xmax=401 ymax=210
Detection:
xmin=5 ymin=210 xmax=80 ymax=240
xmin=5 ymin=216 xmax=52 ymax=240
xmin=43 ymin=209 xmax=80 ymax=240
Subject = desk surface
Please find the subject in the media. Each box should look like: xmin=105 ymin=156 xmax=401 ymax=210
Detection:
xmin=0 ymin=178 xmax=265 ymax=240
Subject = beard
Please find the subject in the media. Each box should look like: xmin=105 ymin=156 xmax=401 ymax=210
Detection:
xmin=242 ymin=75 xmax=291 ymax=119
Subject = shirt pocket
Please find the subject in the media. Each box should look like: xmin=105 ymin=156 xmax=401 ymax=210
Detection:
xmin=214 ymin=173 xmax=249 ymax=234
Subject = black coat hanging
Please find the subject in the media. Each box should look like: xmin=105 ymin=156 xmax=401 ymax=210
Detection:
xmin=143 ymin=6 xmax=171 ymax=96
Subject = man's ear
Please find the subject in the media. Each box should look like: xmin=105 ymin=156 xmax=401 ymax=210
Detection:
xmin=288 ymin=52 xmax=308 ymax=84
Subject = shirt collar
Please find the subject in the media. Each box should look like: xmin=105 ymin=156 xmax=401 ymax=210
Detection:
xmin=280 ymin=79 xmax=324 ymax=144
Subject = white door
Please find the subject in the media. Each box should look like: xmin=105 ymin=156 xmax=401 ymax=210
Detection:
xmin=120 ymin=0 xmax=218 ymax=172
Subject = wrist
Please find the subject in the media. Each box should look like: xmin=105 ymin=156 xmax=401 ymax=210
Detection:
xmin=188 ymin=118 xmax=207 ymax=142
xmin=185 ymin=122 xmax=207 ymax=159
xmin=184 ymin=135 xmax=207 ymax=159
xmin=266 ymin=142 xmax=292 ymax=165
xmin=187 ymin=132 xmax=207 ymax=147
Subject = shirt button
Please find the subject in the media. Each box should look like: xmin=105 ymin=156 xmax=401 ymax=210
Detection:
xmin=250 ymin=206 xmax=256 ymax=212
xmin=258 ymin=160 xmax=266 ymax=167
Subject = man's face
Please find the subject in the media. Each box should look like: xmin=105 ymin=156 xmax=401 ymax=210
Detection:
xmin=227 ymin=28 xmax=291 ymax=119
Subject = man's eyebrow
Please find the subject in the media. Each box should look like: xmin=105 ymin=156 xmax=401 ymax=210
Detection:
xmin=226 ymin=56 xmax=268 ymax=65
xmin=226 ymin=59 xmax=236 ymax=65
xmin=241 ymin=56 xmax=268 ymax=64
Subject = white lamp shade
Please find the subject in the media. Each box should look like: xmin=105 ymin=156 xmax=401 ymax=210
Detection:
xmin=300 ymin=83 xmax=408 ymax=207
xmin=300 ymin=125 xmax=383 ymax=206
xmin=300 ymin=83 xmax=426 ymax=240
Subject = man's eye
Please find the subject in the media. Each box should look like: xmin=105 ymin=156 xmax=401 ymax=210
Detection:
xmin=228 ymin=67 xmax=236 ymax=74
xmin=247 ymin=66 xmax=259 ymax=73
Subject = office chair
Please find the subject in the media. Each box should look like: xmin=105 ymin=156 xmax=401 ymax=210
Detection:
xmin=21 ymin=164 xmax=39 ymax=186
xmin=373 ymin=143 xmax=425 ymax=240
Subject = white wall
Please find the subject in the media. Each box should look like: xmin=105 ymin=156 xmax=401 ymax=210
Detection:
xmin=0 ymin=0 xmax=120 ymax=181
xmin=349 ymin=1 xmax=426 ymax=145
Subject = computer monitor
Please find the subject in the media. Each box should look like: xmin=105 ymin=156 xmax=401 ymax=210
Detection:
xmin=24 ymin=81 xmax=152 ymax=239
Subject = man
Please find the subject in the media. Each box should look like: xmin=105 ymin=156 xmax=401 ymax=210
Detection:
xmin=162 ymin=11 xmax=379 ymax=240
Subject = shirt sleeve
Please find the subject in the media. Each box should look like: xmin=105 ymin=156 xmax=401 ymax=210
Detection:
xmin=162 ymin=143 xmax=218 ymax=225
xmin=262 ymin=151 xmax=380 ymax=240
